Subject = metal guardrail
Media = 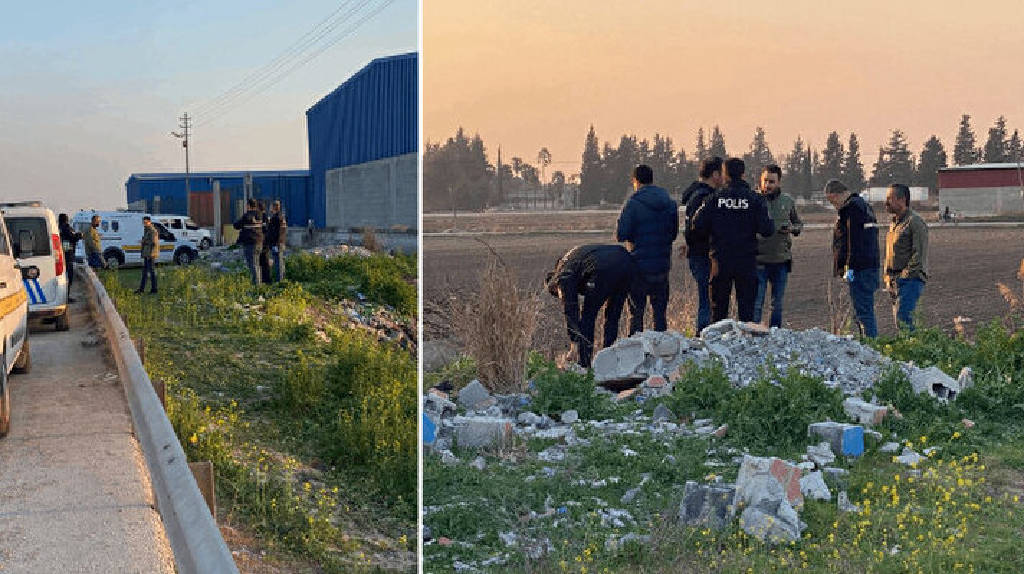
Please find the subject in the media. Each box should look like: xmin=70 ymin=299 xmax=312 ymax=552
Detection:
xmin=82 ymin=265 xmax=238 ymax=574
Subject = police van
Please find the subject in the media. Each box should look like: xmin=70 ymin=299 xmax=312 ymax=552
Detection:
xmin=72 ymin=210 xmax=200 ymax=269
xmin=153 ymin=214 xmax=212 ymax=250
xmin=0 ymin=210 xmax=33 ymax=437
xmin=1 ymin=202 xmax=70 ymax=330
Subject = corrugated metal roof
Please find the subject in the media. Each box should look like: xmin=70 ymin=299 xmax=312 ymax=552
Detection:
xmin=939 ymin=163 xmax=1024 ymax=171
xmin=128 ymin=169 xmax=309 ymax=181
xmin=306 ymin=51 xmax=418 ymax=228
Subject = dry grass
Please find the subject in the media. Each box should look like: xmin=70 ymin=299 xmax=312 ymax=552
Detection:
xmin=453 ymin=252 xmax=541 ymax=393
xmin=826 ymin=271 xmax=853 ymax=335
xmin=361 ymin=227 xmax=381 ymax=253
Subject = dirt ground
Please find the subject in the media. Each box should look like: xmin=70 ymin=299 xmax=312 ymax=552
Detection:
xmin=425 ymin=225 xmax=1024 ymax=360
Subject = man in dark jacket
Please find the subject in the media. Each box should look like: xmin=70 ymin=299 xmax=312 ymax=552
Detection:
xmin=135 ymin=216 xmax=159 ymax=294
xmin=58 ymin=213 xmax=82 ymax=300
xmin=546 ymin=244 xmax=635 ymax=368
xmin=824 ymin=179 xmax=881 ymax=337
xmin=678 ymin=156 xmax=723 ymax=334
xmin=753 ymin=164 xmax=803 ymax=328
xmin=265 ymin=200 xmax=287 ymax=283
xmin=234 ymin=199 xmax=264 ymax=286
xmin=692 ymin=157 xmax=774 ymax=323
xmin=615 ymin=164 xmax=679 ymax=335
xmin=257 ymin=200 xmax=272 ymax=284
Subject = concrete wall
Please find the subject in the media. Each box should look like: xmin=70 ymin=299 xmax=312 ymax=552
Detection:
xmin=324 ymin=152 xmax=417 ymax=231
xmin=939 ymin=186 xmax=1024 ymax=216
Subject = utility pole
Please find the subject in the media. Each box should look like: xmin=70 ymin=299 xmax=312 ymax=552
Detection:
xmin=171 ymin=113 xmax=192 ymax=202
xmin=497 ymin=146 xmax=502 ymax=207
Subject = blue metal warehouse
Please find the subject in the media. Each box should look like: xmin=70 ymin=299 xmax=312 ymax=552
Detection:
xmin=306 ymin=51 xmax=418 ymax=228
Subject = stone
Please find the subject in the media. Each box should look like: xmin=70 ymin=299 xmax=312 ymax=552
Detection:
xmin=458 ymin=380 xmax=492 ymax=410
xmin=907 ymin=366 xmax=961 ymax=402
xmin=712 ymin=424 xmax=729 ymax=438
xmin=739 ymin=498 xmax=803 ymax=543
xmin=538 ymin=446 xmax=566 ymax=462
xmin=823 ymin=467 xmax=849 ymax=480
xmin=621 ymin=487 xmax=641 ymax=504
xmin=641 ymin=330 xmax=681 ymax=357
xmin=653 ymin=404 xmax=675 ymax=422
xmin=605 ymin=533 xmax=651 ymax=552
xmin=695 ymin=425 xmax=716 ymax=436
xmin=797 ymin=461 xmax=815 ymax=471
xmin=470 ymin=456 xmax=486 ymax=471
xmin=895 ymin=447 xmax=924 ymax=466
xmin=701 ymin=319 xmax=740 ymax=339
xmin=677 ymin=481 xmax=737 ymax=530
xmin=423 ymin=525 xmax=432 ymax=541
xmin=807 ymin=442 xmax=836 ymax=468
xmin=880 ymin=442 xmax=901 ymax=453
xmin=499 ymin=531 xmax=517 ymax=547
xmin=736 ymin=321 xmax=770 ymax=336
xmin=808 ymin=422 xmax=864 ymax=457
xmin=640 ymin=375 xmax=671 ymax=398
xmin=561 ymin=410 xmax=579 ymax=424
xmin=593 ymin=338 xmax=646 ymax=382
xmin=837 ymin=491 xmax=860 ymax=513
xmin=517 ymin=412 xmax=542 ymax=426
xmin=843 ymin=397 xmax=890 ymax=426
xmin=799 ymin=471 xmax=832 ymax=501
xmin=734 ymin=455 xmax=803 ymax=509
xmin=453 ymin=416 xmax=515 ymax=449
xmin=440 ymin=451 xmax=458 ymax=465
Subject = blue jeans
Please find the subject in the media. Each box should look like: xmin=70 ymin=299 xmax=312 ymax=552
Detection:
xmin=895 ymin=277 xmax=924 ymax=331
xmin=688 ymin=256 xmax=711 ymax=333
xmin=847 ymin=267 xmax=879 ymax=338
xmin=243 ymin=243 xmax=262 ymax=286
xmin=87 ymin=252 xmax=104 ymax=269
xmin=628 ymin=272 xmax=669 ymax=335
xmin=272 ymin=245 xmax=285 ymax=283
xmin=139 ymin=257 xmax=157 ymax=292
xmin=754 ymin=262 xmax=789 ymax=328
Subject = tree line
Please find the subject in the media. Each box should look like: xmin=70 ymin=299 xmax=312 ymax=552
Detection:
xmin=424 ymin=115 xmax=1021 ymax=211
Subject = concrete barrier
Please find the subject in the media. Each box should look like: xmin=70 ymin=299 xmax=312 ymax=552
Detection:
xmin=82 ymin=266 xmax=238 ymax=574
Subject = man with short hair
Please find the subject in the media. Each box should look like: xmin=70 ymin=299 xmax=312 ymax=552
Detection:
xmin=135 ymin=215 xmax=158 ymax=294
xmin=884 ymin=183 xmax=928 ymax=331
xmin=546 ymin=244 xmax=635 ymax=368
xmin=678 ymin=156 xmax=723 ymax=334
xmin=265 ymin=200 xmax=287 ymax=283
xmin=692 ymin=157 xmax=774 ymax=322
xmin=824 ymin=179 xmax=881 ymax=337
xmin=615 ymin=164 xmax=679 ymax=334
xmin=58 ymin=213 xmax=82 ymax=299
xmin=85 ymin=215 xmax=104 ymax=269
xmin=234 ymin=199 xmax=264 ymax=286
xmin=753 ymin=164 xmax=803 ymax=328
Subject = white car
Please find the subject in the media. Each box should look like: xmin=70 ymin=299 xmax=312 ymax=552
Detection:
xmin=72 ymin=210 xmax=200 ymax=269
xmin=153 ymin=214 xmax=212 ymax=250
xmin=1 ymin=202 xmax=70 ymax=331
xmin=0 ymin=212 xmax=32 ymax=438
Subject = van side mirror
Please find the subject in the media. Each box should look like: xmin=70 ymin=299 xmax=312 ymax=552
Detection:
xmin=17 ymin=229 xmax=33 ymax=258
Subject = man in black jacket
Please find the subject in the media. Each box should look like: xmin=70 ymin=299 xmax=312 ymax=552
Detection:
xmin=678 ymin=156 xmax=723 ymax=333
xmin=58 ymin=213 xmax=82 ymax=301
xmin=692 ymin=157 xmax=774 ymax=323
xmin=234 ymin=199 xmax=264 ymax=286
xmin=615 ymin=164 xmax=679 ymax=335
xmin=824 ymin=179 xmax=881 ymax=337
xmin=265 ymin=200 xmax=287 ymax=283
xmin=546 ymin=244 xmax=635 ymax=368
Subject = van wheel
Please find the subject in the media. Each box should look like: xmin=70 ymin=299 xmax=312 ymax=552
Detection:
xmin=0 ymin=349 xmax=10 ymax=438
xmin=104 ymin=249 xmax=123 ymax=270
xmin=12 ymin=334 xmax=30 ymax=374
xmin=200 ymin=237 xmax=211 ymax=250
xmin=55 ymin=309 xmax=70 ymax=332
xmin=174 ymin=248 xmax=195 ymax=266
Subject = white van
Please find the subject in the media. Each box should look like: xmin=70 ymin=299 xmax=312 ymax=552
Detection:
xmin=153 ymin=214 xmax=212 ymax=250
xmin=0 ymin=212 xmax=33 ymax=437
xmin=1 ymin=201 xmax=70 ymax=330
xmin=72 ymin=210 xmax=200 ymax=269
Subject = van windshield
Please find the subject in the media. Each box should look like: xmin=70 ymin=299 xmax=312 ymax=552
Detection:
xmin=185 ymin=218 xmax=200 ymax=230
xmin=5 ymin=217 xmax=51 ymax=258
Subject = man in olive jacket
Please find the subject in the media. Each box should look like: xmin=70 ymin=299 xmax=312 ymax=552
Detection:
xmin=85 ymin=215 xmax=104 ymax=269
xmin=884 ymin=183 xmax=928 ymax=331
xmin=136 ymin=215 xmax=159 ymax=294
xmin=753 ymin=164 xmax=803 ymax=328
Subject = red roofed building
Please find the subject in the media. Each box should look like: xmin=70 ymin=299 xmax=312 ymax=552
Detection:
xmin=938 ymin=163 xmax=1024 ymax=216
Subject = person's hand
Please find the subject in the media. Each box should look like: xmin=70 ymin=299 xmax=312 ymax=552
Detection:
xmin=844 ymin=269 xmax=855 ymax=283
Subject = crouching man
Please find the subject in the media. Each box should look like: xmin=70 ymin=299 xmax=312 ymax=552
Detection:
xmin=546 ymin=244 xmax=635 ymax=369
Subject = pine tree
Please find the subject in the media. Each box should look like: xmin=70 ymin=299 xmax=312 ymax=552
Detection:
xmin=580 ymin=126 xmax=603 ymax=206
xmin=709 ymin=125 xmax=727 ymax=159
xmin=954 ymin=114 xmax=980 ymax=165
xmin=871 ymin=130 xmax=914 ymax=185
xmin=744 ymin=126 xmax=775 ymax=185
xmin=915 ymin=135 xmax=948 ymax=196
xmin=983 ymin=115 xmax=1010 ymax=163
xmin=784 ymin=136 xmax=810 ymax=198
xmin=1009 ymin=129 xmax=1022 ymax=163
xmin=695 ymin=128 xmax=708 ymax=162
xmin=843 ymin=133 xmax=867 ymax=193
xmin=820 ymin=131 xmax=845 ymax=185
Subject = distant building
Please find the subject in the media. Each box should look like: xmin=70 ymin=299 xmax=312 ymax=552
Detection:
xmin=938 ymin=163 xmax=1024 ymax=216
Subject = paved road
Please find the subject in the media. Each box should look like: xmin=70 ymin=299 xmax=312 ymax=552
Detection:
xmin=0 ymin=286 xmax=174 ymax=573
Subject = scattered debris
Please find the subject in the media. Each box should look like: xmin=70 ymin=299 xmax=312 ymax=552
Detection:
xmin=677 ymin=481 xmax=737 ymax=530
xmin=800 ymin=471 xmax=832 ymax=501
xmin=837 ymin=491 xmax=860 ymax=513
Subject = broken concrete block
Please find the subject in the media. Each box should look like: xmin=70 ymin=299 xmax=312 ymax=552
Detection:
xmin=799 ymin=471 xmax=832 ymax=501
xmin=895 ymin=447 xmax=924 ymax=466
xmin=880 ymin=442 xmax=901 ymax=453
xmin=712 ymin=424 xmax=729 ymax=438
xmin=440 ymin=450 xmax=458 ymax=465
xmin=736 ymin=321 xmax=770 ymax=336
xmin=808 ymin=422 xmax=864 ymax=457
xmin=701 ymin=319 xmax=740 ymax=339
xmin=907 ymin=366 xmax=960 ymax=402
xmin=641 ymin=330 xmax=681 ymax=357
xmin=653 ymin=403 xmax=675 ymax=421
xmin=561 ymin=410 xmax=579 ymax=424
xmin=616 ymin=387 xmax=638 ymax=402
xmin=621 ymin=487 xmax=641 ymax=504
xmin=458 ymin=380 xmax=492 ymax=410
xmin=677 ymin=481 xmax=737 ymax=530
xmin=740 ymin=499 xmax=803 ymax=543
xmin=806 ymin=442 xmax=836 ymax=467
xmin=640 ymin=375 xmax=671 ymax=398
xmin=593 ymin=338 xmax=646 ymax=382
xmin=734 ymin=455 xmax=803 ymax=509
xmin=837 ymin=491 xmax=860 ymax=513
xmin=843 ymin=397 xmax=890 ymax=426
xmin=517 ymin=412 xmax=542 ymax=426
xmin=453 ymin=416 xmax=514 ymax=449
xmin=470 ymin=456 xmax=486 ymax=471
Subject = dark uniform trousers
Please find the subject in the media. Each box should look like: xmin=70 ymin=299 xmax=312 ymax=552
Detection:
xmin=710 ymin=261 xmax=758 ymax=323
xmin=572 ymin=273 xmax=632 ymax=368
xmin=627 ymin=272 xmax=669 ymax=335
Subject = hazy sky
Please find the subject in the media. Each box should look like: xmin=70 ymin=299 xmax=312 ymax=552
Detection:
xmin=0 ymin=0 xmax=416 ymax=213
xmin=425 ymin=0 xmax=1024 ymax=181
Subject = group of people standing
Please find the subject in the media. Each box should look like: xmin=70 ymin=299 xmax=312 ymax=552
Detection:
xmin=234 ymin=198 xmax=287 ymax=286
xmin=546 ymin=157 xmax=929 ymax=368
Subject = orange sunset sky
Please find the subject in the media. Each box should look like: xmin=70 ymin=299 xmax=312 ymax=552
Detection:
xmin=425 ymin=0 xmax=1024 ymax=180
